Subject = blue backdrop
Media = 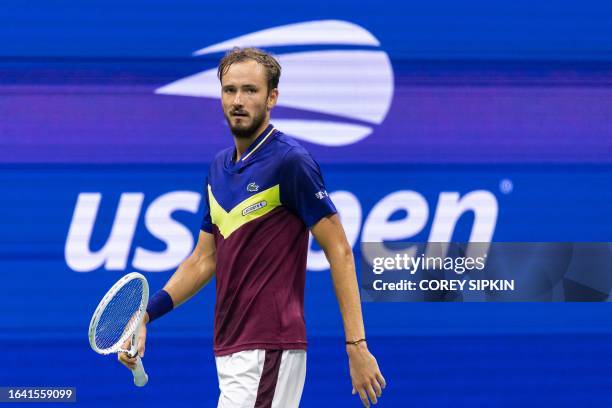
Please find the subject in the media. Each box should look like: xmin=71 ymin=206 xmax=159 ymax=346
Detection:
xmin=1 ymin=1 xmax=612 ymax=406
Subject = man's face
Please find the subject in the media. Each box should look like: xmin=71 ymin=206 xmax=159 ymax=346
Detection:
xmin=221 ymin=60 xmax=278 ymax=139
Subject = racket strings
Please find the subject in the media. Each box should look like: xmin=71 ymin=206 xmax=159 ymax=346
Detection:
xmin=95 ymin=278 xmax=144 ymax=352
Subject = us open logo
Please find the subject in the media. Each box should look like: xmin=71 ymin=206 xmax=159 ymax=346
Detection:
xmin=155 ymin=20 xmax=394 ymax=146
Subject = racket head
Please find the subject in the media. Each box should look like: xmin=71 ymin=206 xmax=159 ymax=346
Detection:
xmin=88 ymin=272 xmax=149 ymax=355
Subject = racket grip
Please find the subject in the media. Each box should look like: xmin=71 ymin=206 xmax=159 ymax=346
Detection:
xmin=131 ymin=355 xmax=149 ymax=387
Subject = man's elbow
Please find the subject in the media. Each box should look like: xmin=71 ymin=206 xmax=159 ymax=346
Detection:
xmin=329 ymin=241 xmax=354 ymax=265
xmin=184 ymin=252 xmax=213 ymax=275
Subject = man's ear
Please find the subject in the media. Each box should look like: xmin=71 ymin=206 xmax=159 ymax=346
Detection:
xmin=267 ymin=88 xmax=279 ymax=111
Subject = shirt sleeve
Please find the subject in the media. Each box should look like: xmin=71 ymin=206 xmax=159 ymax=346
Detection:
xmin=200 ymin=175 xmax=213 ymax=233
xmin=280 ymin=148 xmax=337 ymax=227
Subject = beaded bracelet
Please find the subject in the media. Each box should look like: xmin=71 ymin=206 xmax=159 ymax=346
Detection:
xmin=345 ymin=338 xmax=366 ymax=346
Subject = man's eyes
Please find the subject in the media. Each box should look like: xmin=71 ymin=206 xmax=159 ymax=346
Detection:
xmin=223 ymin=87 xmax=257 ymax=94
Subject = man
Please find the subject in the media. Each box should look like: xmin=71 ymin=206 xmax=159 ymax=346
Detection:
xmin=119 ymin=47 xmax=385 ymax=408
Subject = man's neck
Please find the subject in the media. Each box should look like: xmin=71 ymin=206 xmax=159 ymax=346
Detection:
xmin=234 ymin=120 xmax=270 ymax=162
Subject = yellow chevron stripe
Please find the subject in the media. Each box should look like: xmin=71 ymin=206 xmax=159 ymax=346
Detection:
xmin=208 ymin=184 xmax=281 ymax=239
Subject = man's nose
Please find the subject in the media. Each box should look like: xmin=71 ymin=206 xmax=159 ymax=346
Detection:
xmin=233 ymin=91 xmax=243 ymax=106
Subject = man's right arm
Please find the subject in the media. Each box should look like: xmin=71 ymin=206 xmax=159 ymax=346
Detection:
xmin=160 ymin=230 xmax=216 ymax=310
xmin=119 ymin=230 xmax=216 ymax=369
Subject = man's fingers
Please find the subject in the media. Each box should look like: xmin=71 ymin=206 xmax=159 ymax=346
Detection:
xmin=138 ymin=339 xmax=145 ymax=358
xmin=376 ymin=372 xmax=386 ymax=389
xmin=118 ymin=353 xmax=135 ymax=363
xmin=366 ymin=383 xmax=378 ymax=405
xmin=137 ymin=324 xmax=147 ymax=357
xmin=118 ymin=352 xmax=132 ymax=362
xmin=372 ymin=378 xmax=382 ymax=397
xmin=357 ymin=387 xmax=370 ymax=408
xmin=120 ymin=341 xmax=132 ymax=355
xmin=117 ymin=322 xmax=147 ymax=368
xmin=117 ymin=353 xmax=137 ymax=369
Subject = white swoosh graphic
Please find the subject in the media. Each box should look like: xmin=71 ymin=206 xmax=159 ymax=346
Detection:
xmin=192 ymin=20 xmax=380 ymax=56
xmin=156 ymin=50 xmax=393 ymax=124
xmin=272 ymin=119 xmax=373 ymax=146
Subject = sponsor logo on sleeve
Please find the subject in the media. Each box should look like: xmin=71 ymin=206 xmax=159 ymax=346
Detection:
xmin=315 ymin=190 xmax=329 ymax=200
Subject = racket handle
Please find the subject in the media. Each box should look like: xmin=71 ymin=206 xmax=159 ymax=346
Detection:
xmin=131 ymin=356 xmax=149 ymax=387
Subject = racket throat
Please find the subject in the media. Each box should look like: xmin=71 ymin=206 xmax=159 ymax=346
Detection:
xmin=127 ymin=333 xmax=139 ymax=358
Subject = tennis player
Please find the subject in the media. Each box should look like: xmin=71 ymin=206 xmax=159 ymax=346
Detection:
xmin=119 ymin=47 xmax=385 ymax=408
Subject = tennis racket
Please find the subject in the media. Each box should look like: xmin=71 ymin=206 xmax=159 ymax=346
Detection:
xmin=88 ymin=272 xmax=149 ymax=387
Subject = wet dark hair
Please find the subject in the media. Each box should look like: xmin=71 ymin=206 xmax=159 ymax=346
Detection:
xmin=217 ymin=47 xmax=281 ymax=92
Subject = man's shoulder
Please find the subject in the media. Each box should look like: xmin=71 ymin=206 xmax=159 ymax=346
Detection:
xmin=272 ymin=131 xmax=311 ymax=162
xmin=212 ymin=146 xmax=233 ymax=163
xmin=206 ymin=147 xmax=232 ymax=183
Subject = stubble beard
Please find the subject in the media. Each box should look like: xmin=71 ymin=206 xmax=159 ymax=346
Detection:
xmin=226 ymin=109 xmax=267 ymax=139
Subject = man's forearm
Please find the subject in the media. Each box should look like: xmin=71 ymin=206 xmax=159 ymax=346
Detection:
xmin=163 ymin=252 xmax=215 ymax=308
xmin=328 ymin=245 xmax=366 ymax=342
xmin=311 ymin=214 xmax=366 ymax=342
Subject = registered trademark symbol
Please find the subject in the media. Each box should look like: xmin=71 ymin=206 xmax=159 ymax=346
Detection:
xmin=499 ymin=179 xmax=513 ymax=194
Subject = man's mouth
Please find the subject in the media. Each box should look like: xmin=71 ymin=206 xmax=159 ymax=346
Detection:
xmin=232 ymin=112 xmax=249 ymax=117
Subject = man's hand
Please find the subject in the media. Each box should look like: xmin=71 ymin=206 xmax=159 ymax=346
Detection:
xmin=347 ymin=342 xmax=386 ymax=407
xmin=117 ymin=313 xmax=148 ymax=370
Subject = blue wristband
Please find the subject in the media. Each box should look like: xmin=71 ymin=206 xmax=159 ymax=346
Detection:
xmin=146 ymin=289 xmax=174 ymax=323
